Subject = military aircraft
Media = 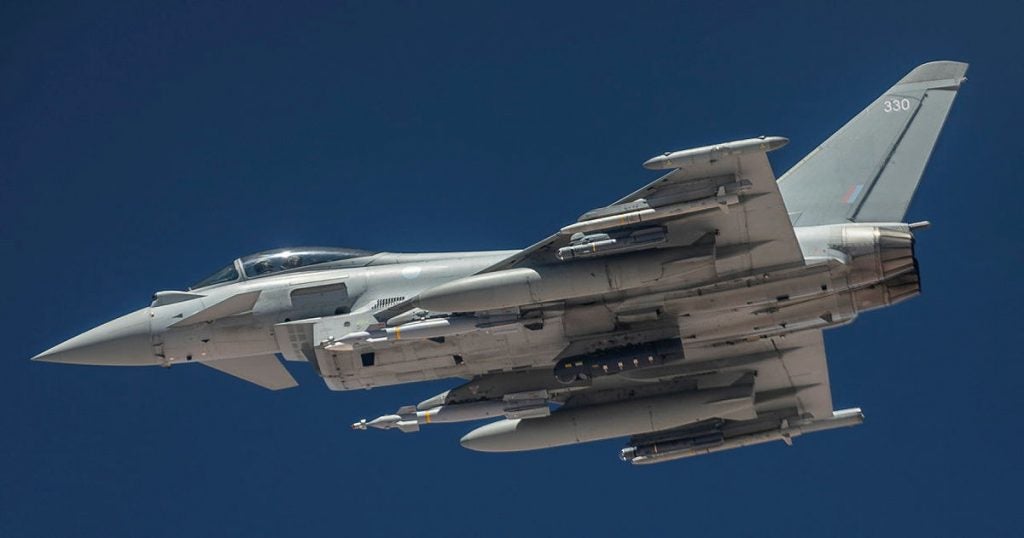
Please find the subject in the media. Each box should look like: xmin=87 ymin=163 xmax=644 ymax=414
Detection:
xmin=34 ymin=61 xmax=967 ymax=464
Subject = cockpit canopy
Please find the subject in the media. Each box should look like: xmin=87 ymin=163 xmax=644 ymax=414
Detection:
xmin=239 ymin=247 xmax=375 ymax=278
xmin=190 ymin=247 xmax=376 ymax=290
xmin=190 ymin=264 xmax=240 ymax=290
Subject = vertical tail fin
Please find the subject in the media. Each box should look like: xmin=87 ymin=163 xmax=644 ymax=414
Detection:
xmin=778 ymin=61 xmax=968 ymax=226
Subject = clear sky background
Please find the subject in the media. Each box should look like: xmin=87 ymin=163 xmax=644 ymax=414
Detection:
xmin=3 ymin=2 xmax=1022 ymax=536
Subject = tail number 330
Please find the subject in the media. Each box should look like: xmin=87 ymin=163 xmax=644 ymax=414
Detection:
xmin=883 ymin=98 xmax=912 ymax=113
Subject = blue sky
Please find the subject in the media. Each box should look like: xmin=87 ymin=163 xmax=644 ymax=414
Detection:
xmin=2 ymin=1 xmax=1022 ymax=536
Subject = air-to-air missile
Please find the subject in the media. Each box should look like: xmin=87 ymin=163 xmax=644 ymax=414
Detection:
xmin=353 ymin=390 xmax=550 ymax=433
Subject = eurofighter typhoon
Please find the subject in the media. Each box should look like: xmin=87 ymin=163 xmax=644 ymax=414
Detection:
xmin=34 ymin=62 xmax=967 ymax=464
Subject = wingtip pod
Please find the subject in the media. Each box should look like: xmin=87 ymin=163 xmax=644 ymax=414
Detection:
xmin=895 ymin=60 xmax=969 ymax=88
xmin=643 ymin=136 xmax=788 ymax=170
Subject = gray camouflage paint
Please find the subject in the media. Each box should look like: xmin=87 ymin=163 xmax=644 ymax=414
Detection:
xmin=33 ymin=61 xmax=967 ymax=463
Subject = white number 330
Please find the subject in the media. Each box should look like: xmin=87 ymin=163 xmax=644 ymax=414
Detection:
xmin=883 ymin=98 xmax=912 ymax=113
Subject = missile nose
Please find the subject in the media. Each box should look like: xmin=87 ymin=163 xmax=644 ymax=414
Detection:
xmin=32 ymin=308 xmax=161 ymax=366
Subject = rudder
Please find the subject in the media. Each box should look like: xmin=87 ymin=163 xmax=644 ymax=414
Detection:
xmin=778 ymin=61 xmax=968 ymax=226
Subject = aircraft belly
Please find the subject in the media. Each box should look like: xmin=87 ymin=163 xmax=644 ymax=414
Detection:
xmin=317 ymin=315 xmax=567 ymax=390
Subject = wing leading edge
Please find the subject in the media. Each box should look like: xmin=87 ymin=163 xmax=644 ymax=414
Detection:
xmin=479 ymin=136 xmax=803 ymax=276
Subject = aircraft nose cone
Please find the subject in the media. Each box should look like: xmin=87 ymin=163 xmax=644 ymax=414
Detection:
xmin=32 ymin=308 xmax=161 ymax=366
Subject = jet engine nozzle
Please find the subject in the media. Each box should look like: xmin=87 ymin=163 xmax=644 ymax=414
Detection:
xmin=852 ymin=261 xmax=922 ymax=312
xmin=796 ymin=223 xmax=919 ymax=289
xmin=832 ymin=224 xmax=921 ymax=310
xmin=875 ymin=228 xmax=917 ymax=280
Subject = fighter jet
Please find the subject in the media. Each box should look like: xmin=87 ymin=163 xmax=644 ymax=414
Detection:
xmin=34 ymin=61 xmax=967 ymax=464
